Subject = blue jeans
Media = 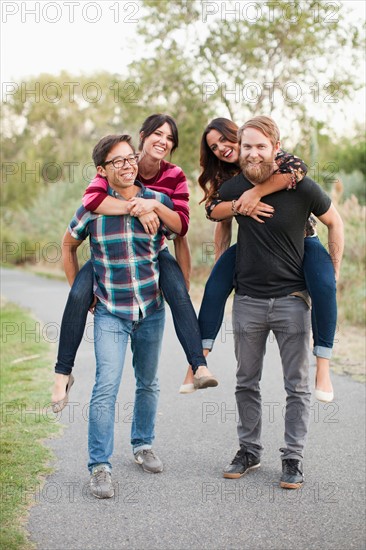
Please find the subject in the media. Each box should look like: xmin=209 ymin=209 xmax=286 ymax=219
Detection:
xmin=55 ymin=249 xmax=206 ymax=375
xmin=198 ymin=244 xmax=236 ymax=350
xmin=199 ymin=239 xmax=337 ymax=358
xmin=88 ymin=301 xmax=165 ymax=472
xmin=303 ymin=236 xmax=337 ymax=359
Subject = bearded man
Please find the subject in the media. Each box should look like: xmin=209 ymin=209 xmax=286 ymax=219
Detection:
xmin=208 ymin=116 xmax=343 ymax=489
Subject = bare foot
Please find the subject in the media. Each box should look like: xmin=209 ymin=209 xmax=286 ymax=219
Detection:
xmin=52 ymin=373 xmax=71 ymax=403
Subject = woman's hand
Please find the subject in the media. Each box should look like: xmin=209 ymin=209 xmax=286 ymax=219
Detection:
xmin=129 ymin=197 xmax=158 ymax=216
xmin=249 ymin=201 xmax=275 ymax=223
xmin=235 ymin=187 xmax=263 ymax=216
xmin=89 ymin=295 xmax=97 ymax=314
xmin=138 ymin=212 xmax=160 ymax=235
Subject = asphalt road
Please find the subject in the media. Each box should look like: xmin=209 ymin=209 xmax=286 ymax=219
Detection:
xmin=1 ymin=267 xmax=365 ymax=550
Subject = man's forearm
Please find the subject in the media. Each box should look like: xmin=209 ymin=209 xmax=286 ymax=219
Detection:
xmin=318 ymin=204 xmax=344 ymax=281
xmin=214 ymin=220 xmax=232 ymax=262
xmin=62 ymin=231 xmax=81 ymax=286
xmin=173 ymin=236 xmax=192 ymax=289
xmin=327 ymin=222 xmax=344 ymax=280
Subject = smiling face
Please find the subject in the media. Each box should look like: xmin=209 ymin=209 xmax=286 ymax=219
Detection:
xmin=98 ymin=141 xmax=138 ymax=193
xmin=239 ymin=127 xmax=280 ymax=184
xmin=206 ymin=129 xmax=240 ymax=164
xmin=140 ymin=122 xmax=174 ymax=161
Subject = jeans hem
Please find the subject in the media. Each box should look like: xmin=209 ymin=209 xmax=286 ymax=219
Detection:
xmin=133 ymin=444 xmax=152 ymax=455
xmin=55 ymin=366 xmax=72 ymax=375
xmin=279 ymin=447 xmax=304 ymax=461
xmin=313 ymin=345 xmax=333 ymax=359
xmin=202 ymin=339 xmax=214 ymax=351
xmin=89 ymin=463 xmax=111 ymax=474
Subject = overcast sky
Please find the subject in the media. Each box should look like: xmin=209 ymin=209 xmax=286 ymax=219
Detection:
xmin=1 ymin=0 xmax=365 ymax=134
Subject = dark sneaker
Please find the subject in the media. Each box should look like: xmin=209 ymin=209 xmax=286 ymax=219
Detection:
xmin=90 ymin=465 xmax=114 ymax=499
xmin=134 ymin=449 xmax=163 ymax=473
xmin=223 ymin=446 xmax=260 ymax=479
xmin=280 ymin=459 xmax=304 ymax=489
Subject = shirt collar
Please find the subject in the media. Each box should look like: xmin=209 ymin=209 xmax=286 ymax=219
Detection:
xmin=108 ymin=180 xmax=146 ymax=200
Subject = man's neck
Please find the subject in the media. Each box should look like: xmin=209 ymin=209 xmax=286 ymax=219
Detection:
xmin=109 ymin=184 xmax=140 ymax=200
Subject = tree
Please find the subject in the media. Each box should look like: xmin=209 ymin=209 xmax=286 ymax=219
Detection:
xmin=1 ymin=71 xmax=139 ymax=209
xmin=135 ymin=0 xmax=364 ymax=144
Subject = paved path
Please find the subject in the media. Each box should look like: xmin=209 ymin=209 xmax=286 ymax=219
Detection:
xmin=1 ymin=267 xmax=365 ymax=550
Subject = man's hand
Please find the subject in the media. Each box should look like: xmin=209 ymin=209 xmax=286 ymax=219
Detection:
xmin=129 ymin=197 xmax=157 ymax=217
xmin=138 ymin=212 xmax=160 ymax=235
xmin=88 ymin=295 xmax=97 ymax=314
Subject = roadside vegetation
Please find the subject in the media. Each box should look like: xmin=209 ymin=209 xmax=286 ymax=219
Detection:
xmin=0 ymin=302 xmax=61 ymax=550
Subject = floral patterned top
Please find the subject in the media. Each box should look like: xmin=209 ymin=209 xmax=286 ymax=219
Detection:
xmin=205 ymin=149 xmax=307 ymax=219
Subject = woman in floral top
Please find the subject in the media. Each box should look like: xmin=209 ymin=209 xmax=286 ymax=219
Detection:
xmin=180 ymin=118 xmax=335 ymax=403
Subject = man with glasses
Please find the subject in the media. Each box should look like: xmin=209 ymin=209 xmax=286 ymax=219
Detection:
xmin=62 ymin=134 xmax=175 ymax=498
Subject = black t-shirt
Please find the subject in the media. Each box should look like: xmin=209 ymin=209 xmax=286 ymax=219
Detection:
xmin=218 ymin=174 xmax=331 ymax=298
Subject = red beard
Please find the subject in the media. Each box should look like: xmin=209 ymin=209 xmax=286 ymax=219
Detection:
xmin=240 ymin=157 xmax=276 ymax=184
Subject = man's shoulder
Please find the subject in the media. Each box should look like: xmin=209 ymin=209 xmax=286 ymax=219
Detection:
xmin=140 ymin=183 xmax=160 ymax=199
xmin=297 ymin=175 xmax=328 ymax=194
xmin=74 ymin=204 xmax=90 ymax=218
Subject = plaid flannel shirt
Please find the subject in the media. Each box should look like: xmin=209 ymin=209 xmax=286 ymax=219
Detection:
xmin=68 ymin=181 xmax=175 ymax=321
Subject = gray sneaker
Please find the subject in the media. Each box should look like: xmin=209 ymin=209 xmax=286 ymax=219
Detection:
xmin=134 ymin=449 xmax=163 ymax=473
xmin=90 ymin=465 xmax=114 ymax=499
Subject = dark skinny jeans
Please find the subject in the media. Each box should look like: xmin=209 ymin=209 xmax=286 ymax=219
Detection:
xmin=198 ymin=237 xmax=337 ymax=359
xmin=55 ymin=247 xmax=207 ymax=375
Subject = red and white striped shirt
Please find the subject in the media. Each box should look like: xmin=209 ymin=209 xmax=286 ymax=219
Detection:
xmin=82 ymin=160 xmax=190 ymax=236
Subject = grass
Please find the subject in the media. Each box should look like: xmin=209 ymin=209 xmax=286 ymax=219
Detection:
xmin=0 ymin=301 xmax=61 ymax=550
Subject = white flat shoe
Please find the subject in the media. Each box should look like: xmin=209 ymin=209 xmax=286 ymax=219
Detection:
xmin=314 ymin=388 xmax=334 ymax=403
xmin=179 ymin=383 xmax=196 ymax=394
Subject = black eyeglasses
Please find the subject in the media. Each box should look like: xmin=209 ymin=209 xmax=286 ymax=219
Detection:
xmin=104 ymin=155 xmax=139 ymax=169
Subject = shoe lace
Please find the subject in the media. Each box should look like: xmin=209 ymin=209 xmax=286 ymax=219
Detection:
xmin=93 ymin=468 xmax=110 ymax=483
xmin=143 ymin=449 xmax=156 ymax=459
xmin=283 ymin=459 xmax=301 ymax=475
xmin=231 ymin=446 xmax=249 ymax=465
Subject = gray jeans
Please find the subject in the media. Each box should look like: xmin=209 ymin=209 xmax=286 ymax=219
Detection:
xmin=233 ymin=294 xmax=311 ymax=461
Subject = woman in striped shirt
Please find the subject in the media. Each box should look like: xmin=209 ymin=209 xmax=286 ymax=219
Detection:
xmin=52 ymin=114 xmax=218 ymax=411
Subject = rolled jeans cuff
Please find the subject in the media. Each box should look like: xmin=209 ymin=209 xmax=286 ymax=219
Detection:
xmin=313 ymin=345 xmax=332 ymax=359
xmin=133 ymin=444 xmax=152 ymax=455
xmin=90 ymin=463 xmax=111 ymax=474
xmin=202 ymin=339 xmax=214 ymax=351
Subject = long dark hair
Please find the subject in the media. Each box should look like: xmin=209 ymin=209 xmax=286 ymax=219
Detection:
xmin=139 ymin=114 xmax=179 ymax=154
xmin=198 ymin=118 xmax=240 ymax=203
